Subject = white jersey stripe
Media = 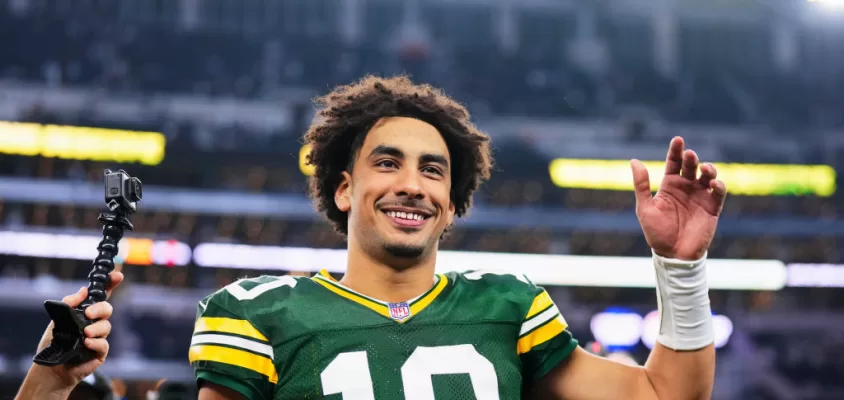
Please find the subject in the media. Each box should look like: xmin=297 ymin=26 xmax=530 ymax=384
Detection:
xmin=191 ymin=333 xmax=274 ymax=359
xmin=519 ymin=304 xmax=560 ymax=336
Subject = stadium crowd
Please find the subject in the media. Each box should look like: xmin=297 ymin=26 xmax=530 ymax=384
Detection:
xmin=2 ymin=0 xmax=844 ymax=128
xmin=1 ymin=0 xmax=844 ymax=399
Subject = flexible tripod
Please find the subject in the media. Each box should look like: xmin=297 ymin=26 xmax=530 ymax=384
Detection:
xmin=33 ymin=169 xmax=142 ymax=366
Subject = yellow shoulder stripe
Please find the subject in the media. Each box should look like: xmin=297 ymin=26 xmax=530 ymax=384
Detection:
xmin=194 ymin=317 xmax=268 ymax=342
xmin=525 ymin=290 xmax=554 ymax=320
xmin=517 ymin=315 xmax=567 ymax=355
xmin=189 ymin=344 xmax=278 ymax=383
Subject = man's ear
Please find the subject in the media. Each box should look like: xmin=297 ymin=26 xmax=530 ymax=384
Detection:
xmin=335 ymin=171 xmax=352 ymax=212
xmin=445 ymin=200 xmax=456 ymax=227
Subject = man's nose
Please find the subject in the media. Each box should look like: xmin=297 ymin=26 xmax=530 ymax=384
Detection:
xmin=394 ymin=169 xmax=424 ymax=199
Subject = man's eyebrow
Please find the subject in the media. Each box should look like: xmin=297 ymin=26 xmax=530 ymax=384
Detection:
xmin=368 ymin=145 xmax=404 ymax=159
xmin=368 ymin=145 xmax=448 ymax=169
xmin=420 ymin=153 xmax=449 ymax=168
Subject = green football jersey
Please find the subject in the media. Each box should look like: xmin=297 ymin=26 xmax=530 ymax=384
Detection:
xmin=190 ymin=270 xmax=578 ymax=400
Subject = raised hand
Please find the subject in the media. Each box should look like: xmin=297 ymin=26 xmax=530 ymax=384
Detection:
xmin=630 ymin=137 xmax=727 ymax=260
xmin=22 ymin=271 xmax=124 ymax=397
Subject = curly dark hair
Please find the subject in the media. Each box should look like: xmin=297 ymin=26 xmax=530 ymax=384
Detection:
xmin=304 ymin=75 xmax=493 ymax=236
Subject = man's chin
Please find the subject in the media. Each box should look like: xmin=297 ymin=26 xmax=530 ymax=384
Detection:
xmin=382 ymin=242 xmax=427 ymax=260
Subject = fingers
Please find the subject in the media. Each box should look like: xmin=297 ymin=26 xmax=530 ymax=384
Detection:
xmin=664 ymin=136 xmax=685 ymax=175
xmin=62 ymin=286 xmax=88 ymax=308
xmin=84 ymin=301 xmax=114 ymax=321
xmin=84 ymin=337 xmax=110 ymax=359
xmin=630 ymin=159 xmax=654 ymax=207
xmin=698 ymin=163 xmax=717 ymax=188
xmin=666 ymin=136 xmax=703 ymax=182
xmin=681 ymin=149 xmax=699 ymax=180
xmin=83 ymin=302 xmax=114 ymax=359
xmin=106 ymin=271 xmax=125 ymax=300
xmin=710 ymin=179 xmax=728 ymax=207
xmin=84 ymin=319 xmax=112 ymax=338
xmin=108 ymin=271 xmax=124 ymax=290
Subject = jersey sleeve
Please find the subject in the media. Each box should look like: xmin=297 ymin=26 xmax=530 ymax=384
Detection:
xmin=190 ymin=282 xmax=278 ymax=400
xmin=518 ymin=286 xmax=578 ymax=383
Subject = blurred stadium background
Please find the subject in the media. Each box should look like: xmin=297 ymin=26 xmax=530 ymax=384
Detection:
xmin=1 ymin=0 xmax=843 ymax=398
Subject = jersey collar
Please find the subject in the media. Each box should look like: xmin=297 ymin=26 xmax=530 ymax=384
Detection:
xmin=312 ymin=269 xmax=448 ymax=324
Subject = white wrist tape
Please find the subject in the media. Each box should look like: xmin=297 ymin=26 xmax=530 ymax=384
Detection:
xmin=653 ymin=250 xmax=714 ymax=351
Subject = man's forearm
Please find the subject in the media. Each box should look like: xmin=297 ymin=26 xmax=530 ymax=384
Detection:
xmin=644 ymin=342 xmax=715 ymax=400
xmin=644 ymin=252 xmax=715 ymax=399
xmin=15 ymin=366 xmax=74 ymax=400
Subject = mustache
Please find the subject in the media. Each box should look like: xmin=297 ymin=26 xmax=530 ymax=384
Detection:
xmin=377 ymin=199 xmax=437 ymax=215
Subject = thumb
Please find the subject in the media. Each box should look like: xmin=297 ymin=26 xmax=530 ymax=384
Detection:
xmin=62 ymin=286 xmax=88 ymax=308
xmin=630 ymin=159 xmax=653 ymax=208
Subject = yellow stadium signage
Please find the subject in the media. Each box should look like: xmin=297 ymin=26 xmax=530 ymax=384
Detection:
xmin=299 ymin=143 xmax=315 ymax=176
xmin=549 ymin=158 xmax=836 ymax=197
xmin=0 ymin=121 xmax=166 ymax=165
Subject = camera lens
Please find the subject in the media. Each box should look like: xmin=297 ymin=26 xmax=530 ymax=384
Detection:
xmin=133 ymin=179 xmax=143 ymax=201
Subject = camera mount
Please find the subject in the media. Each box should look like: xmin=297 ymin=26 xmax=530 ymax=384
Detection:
xmin=33 ymin=169 xmax=142 ymax=366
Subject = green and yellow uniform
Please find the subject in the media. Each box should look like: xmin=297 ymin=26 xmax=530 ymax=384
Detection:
xmin=190 ymin=270 xmax=578 ymax=399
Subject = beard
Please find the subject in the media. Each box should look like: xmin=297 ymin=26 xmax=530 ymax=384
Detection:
xmin=382 ymin=241 xmax=426 ymax=260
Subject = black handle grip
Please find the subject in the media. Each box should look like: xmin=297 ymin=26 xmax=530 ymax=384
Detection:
xmin=33 ymin=169 xmax=141 ymax=366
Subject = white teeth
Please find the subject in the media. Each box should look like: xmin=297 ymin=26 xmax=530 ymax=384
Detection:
xmin=385 ymin=211 xmax=425 ymax=221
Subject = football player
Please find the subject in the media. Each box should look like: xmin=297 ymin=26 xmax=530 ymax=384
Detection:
xmin=191 ymin=76 xmax=726 ymax=399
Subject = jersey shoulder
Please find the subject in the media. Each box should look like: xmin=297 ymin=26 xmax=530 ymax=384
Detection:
xmin=444 ymin=270 xmax=547 ymax=320
xmin=192 ymin=275 xmax=310 ymax=399
xmin=197 ymin=274 xmax=310 ymax=322
xmin=446 ymin=269 xmax=543 ymax=297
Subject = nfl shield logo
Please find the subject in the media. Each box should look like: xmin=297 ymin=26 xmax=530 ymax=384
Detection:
xmin=388 ymin=302 xmax=411 ymax=321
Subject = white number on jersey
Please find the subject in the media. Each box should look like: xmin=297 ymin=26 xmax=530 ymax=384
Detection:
xmin=320 ymin=351 xmax=376 ymax=400
xmin=224 ymin=276 xmax=299 ymax=301
xmin=320 ymin=345 xmax=500 ymax=400
xmin=464 ymin=270 xmax=530 ymax=285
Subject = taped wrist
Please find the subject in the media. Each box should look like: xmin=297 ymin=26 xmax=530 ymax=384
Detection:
xmin=652 ymin=250 xmax=714 ymax=351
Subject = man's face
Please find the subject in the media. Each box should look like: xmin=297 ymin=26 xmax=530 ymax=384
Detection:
xmin=335 ymin=117 xmax=455 ymax=264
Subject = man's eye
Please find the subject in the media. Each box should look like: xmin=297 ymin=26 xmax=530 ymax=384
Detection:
xmin=422 ymin=166 xmax=443 ymax=175
xmin=376 ymin=160 xmax=397 ymax=168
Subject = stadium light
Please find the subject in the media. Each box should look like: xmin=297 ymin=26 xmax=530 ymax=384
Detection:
xmin=787 ymin=263 xmax=844 ymax=287
xmin=6 ymin=230 xmax=839 ymax=289
xmin=809 ymin=0 xmax=844 ymax=6
xmin=300 ymin=144 xmax=315 ymax=176
xmin=0 ymin=121 xmax=166 ymax=165
xmin=589 ymin=309 xmax=643 ymax=348
xmin=0 ymin=231 xmax=191 ymax=266
xmin=548 ymin=158 xmax=836 ymax=197
xmin=640 ymin=311 xmax=733 ymax=350
xmin=592 ymin=310 xmax=733 ymax=350
xmin=193 ymin=243 xmax=788 ymax=290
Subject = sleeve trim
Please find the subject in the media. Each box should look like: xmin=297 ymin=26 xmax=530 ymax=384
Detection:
xmin=532 ymin=338 xmax=579 ymax=382
xmin=517 ymin=315 xmax=566 ymax=354
xmin=525 ymin=291 xmax=554 ymax=320
xmin=520 ymin=304 xmax=562 ymax=337
xmin=190 ymin=345 xmax=279 ymax=383
xmin=197 ymin=370 xmax=267 ymax=400
xmin=195 ymin=317 xmax=269 ymax=342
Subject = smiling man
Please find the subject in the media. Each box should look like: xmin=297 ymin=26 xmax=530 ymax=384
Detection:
xmin=190 ymin=75 xmax=726 ymax=400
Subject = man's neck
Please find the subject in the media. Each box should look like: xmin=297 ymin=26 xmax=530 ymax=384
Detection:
xmin=342 ymin=241 xmax=438 ymax=303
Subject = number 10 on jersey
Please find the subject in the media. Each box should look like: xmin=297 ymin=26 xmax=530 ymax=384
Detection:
xmin=320 ymin=344 xmax=500 ymax=399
